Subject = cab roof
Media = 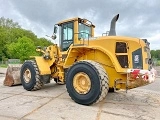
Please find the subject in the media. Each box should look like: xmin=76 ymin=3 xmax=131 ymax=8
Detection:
xmin=57 ymin=17 xmax=95 ymax=27
xmin=57 ymin=17 xmax=79 ymax=25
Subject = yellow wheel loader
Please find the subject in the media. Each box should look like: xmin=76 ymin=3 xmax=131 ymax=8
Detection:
xmin=4 ymin=14 xmax=156 ymax=105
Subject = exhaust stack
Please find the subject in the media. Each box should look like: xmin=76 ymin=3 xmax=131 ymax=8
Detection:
xmin=108 ymin=14 xmax=119 ymax=36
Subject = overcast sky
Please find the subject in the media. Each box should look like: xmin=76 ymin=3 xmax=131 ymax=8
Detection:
xmin=0 ymin=0 xmax=160 ymax=50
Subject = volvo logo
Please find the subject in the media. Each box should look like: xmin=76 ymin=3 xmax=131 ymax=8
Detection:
xmin=134 ymin=55 xmax=139 ymax=63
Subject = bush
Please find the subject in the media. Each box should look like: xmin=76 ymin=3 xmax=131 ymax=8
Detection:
xmin=7 ymin=36 xmax=37 ymax=61
xmin=157 ymin=60 xmax=160 ymax=66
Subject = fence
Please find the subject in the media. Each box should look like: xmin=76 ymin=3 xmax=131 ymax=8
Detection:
xmin=0 ymin=59 xmax=21 ymax=67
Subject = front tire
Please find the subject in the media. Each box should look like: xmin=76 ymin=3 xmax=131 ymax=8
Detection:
xmin=66 ymin=60 xmax=109 ymax=105
xmin=20 ymin=60 xmax=43 ymax=91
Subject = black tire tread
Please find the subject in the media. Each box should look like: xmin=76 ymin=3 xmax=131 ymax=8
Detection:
xmin=66 ymin=60 xmax=109 ymax=105
xmin=25 ymin=60 xmax=43 ymax=91
xmin=83 ymin=60 xmax=109 ymax=103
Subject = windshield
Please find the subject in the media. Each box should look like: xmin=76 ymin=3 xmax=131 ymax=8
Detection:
xmin=78 ymin=23 xmax=91 ymax=39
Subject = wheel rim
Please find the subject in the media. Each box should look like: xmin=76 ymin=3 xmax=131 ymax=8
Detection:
xmin=73 ymin=72 xmax=91 ymax=94
xmin=23 ymin=68 xmax=31 ymax=83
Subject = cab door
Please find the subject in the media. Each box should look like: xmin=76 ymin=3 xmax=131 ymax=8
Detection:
xmin=60 ymin=22 xmax=74 ymax=51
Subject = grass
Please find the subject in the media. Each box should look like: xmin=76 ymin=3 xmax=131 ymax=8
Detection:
xmin=157 ymin=60 xmax=160 ymax=66
xmin=0 ymin=64 xmax=8 ymax=68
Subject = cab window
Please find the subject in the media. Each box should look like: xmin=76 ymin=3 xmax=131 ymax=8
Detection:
xmin=78 ymin=23 xmax=91 ymax=39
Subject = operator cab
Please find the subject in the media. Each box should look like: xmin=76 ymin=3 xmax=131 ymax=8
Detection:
xmin=53 ymin=18 xmax=95 ymax=51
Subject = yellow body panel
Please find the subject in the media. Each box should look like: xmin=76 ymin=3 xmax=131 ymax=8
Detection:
xmin=34 ymin=44 xmax=62 ymax=75
xmin=63 ymin=36 xmax=149 ymax=88
xmin=35 ymin=57 xmax=51 ymax=75
xmin=33 ymin=16 xmax=152 ymax=90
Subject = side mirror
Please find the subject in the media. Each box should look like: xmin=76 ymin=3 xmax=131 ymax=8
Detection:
xmin=54 ymin=25 xmax=58 ymax=34
xmin=51 ymin=34 xmax=57 ymax=40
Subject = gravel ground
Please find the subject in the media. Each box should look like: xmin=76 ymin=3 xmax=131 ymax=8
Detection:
xmin=154 ymin=66 xmax=160 ymax=76
xmin=0 ymin=68 xmax=7 ymax=73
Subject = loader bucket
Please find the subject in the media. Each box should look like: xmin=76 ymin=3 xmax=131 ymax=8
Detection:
xmin=3 ymin=64 xmax=22 ymax=86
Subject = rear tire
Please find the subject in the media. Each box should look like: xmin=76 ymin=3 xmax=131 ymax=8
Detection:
xmin=20 ymin=60 xmax=43 ymax=91
xmin=66 ymin=60 xmax=109 ymax=105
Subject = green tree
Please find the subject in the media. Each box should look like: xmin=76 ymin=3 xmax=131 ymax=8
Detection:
xmin=0 ymin=17 xmax=53 ymax=61
xmin=0 ymin=17 xmax=20 ymax=28
xmin=151 ymin=49 xmax=160 ymax=60
xmin=156 ymin=50 xmax=160 ymax=60
xmin=7 ymin=36 xmax=37 ymax=61
xmin=36 ymin=37 xmax=53 ymax=47
xmin=0 ymin=17 xmax=21 ymax=60
xmin=151 ymin=50 xmax=156 ymax=58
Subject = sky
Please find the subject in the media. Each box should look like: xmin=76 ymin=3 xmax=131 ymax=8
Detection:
xmin=0 ymin=0 xmax=160 ymax=50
